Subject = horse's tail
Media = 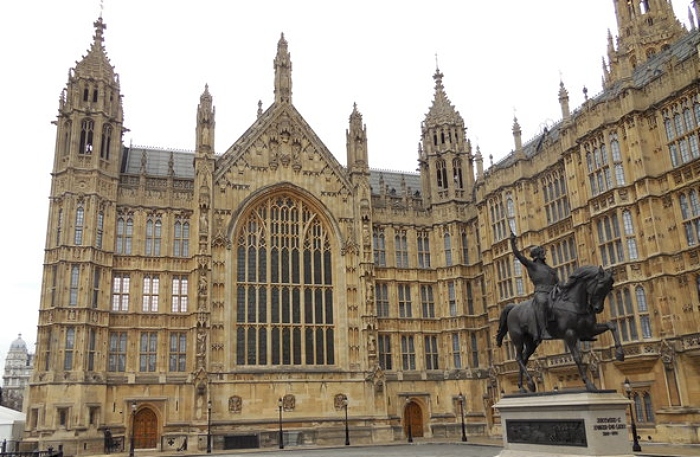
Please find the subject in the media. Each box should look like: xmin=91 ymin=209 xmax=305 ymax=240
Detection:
xmin=496 ymin=303 xmax=516 ymax=347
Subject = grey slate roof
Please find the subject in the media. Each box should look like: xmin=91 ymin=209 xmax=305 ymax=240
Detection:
xmin=369 ymin=169 xmax=422 ymax=197
xmin=119 ymin=145 xmax=423 ymax=197
xmin=120 ymin=146 xmax=195 ymax=178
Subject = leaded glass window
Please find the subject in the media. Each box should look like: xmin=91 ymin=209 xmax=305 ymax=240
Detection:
xmin=235 ymin=194 xmax=335 ymax=366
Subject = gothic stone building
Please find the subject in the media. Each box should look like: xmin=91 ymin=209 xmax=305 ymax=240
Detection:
xmin=25 ymin=1 xmax=700 ymax=453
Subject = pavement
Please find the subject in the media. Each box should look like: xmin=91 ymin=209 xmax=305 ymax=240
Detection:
xmin=96 ymin=436 xmax=700 ymax=457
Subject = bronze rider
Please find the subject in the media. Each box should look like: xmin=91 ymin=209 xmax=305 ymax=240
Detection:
xmin=510 ymin=232 xmax=559 ymax=344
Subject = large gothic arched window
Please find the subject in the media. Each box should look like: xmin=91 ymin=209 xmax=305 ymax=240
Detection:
xmin=234 ymin=193 xmax=335 ymax=366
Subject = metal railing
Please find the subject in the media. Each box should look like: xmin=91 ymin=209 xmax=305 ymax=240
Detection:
xmin=0 ymin=446 xmax=63 ymax=457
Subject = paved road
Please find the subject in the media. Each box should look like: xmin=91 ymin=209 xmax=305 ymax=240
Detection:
xmin=223 ymin=443 xmax=501 ymax=457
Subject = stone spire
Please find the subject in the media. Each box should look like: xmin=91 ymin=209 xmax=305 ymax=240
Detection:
xmin=512 ymin=116 xmax=523 ymax=154
xmin=274 ymin=33 xmax=292 ymax=104
xmin=475 ymin=145 xmax=484 ymax=179
xmin=74 ymin=16 xmax=116 ymax=82
xmin=196 ymin=84 xmax=215 ymax=153
xmin=423 ymin=67 xmax=463 ymax=130
xmin=346 ymin=103 xmax=369 ymax=174
xmin=558 ymin=80 xmax=570 ymax=120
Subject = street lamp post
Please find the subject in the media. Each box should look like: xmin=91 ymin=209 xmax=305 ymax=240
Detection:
xmin=278 ymin=397 xmax=284 ymax=449
xmin=206 ymin=399 xmax=212 ymax=454
xmin=457 ymin=393 xmax=467 ymax=442
xmin=405 ymin=397 xmax=413 ymax=443
xmin=342 ymin=397 xmax=350 ymax=446
xmin=129 ymin=402 xmax=136 ymax=457
xmin=624 ymin=378 xmax=642 ymax=452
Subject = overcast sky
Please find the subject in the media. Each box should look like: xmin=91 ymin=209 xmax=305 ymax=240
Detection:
xmin=0 ymin=1 xmax=693 ymax=363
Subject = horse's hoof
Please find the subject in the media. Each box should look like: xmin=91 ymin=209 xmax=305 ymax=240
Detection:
xmin=527 ymin=381 xmax=536 ymax=392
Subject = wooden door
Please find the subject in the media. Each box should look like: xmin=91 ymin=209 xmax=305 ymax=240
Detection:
xmin=404 ymin=401 xmax=424 ymax=438
xmin=134 ymin=408 xmax=158 ymax=449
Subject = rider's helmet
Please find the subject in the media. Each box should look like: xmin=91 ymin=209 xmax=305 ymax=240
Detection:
xmin=530 ymin=245 xmax=545 ymax=260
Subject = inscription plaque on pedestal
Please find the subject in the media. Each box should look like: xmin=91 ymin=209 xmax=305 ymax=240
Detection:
xmin=506 ymin=419 xmax=587 ymax=447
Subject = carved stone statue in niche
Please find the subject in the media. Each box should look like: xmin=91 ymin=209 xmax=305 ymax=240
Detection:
xmin=367 ymin=334 xmax=377 ymax=357
xmin=365 ymin=363 xmax=385 ymax=392
xmin=202 ymin=124 xmax=210 ymax=147
xmin=366 ymin=283 xmax=374 ymax=304
xmin=660 ymin=339 xmax=676 ymax=370
xmin=215 ymin=214 xmax=225 ymax=238
xmin=361 ymin=214 xmax=371 ymax=261
xmin=196 ymin=331 xmax=207 ymax=368
xmin=198 ymin=273 xmax=208 ymax=296
xmin=292 ymin=140 xmax=301 ymax=162
xmin=199 ymin=212 xmax=209 ymax=237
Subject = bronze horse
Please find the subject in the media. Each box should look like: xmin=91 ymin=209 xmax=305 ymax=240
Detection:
xmin=496 ymin=265 xmax=624 ymax=392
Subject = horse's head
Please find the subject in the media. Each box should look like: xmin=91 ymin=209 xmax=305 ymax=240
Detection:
xmin=560 ymin=265 xmax=614 ymax=314
xmin=587 ymin=266 xmax=614 ymax=314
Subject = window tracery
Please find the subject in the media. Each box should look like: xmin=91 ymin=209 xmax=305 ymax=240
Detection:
xmin=234 ymin=193 xmax=335 ymax=366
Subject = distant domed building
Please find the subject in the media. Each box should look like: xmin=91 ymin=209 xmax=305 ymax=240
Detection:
xmin=2 ymin=335 xmax=34 ymax=412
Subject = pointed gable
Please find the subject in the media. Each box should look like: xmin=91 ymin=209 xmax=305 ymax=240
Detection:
xmin=214 ymin=103 xmax=351 ymax=192
xmin=214 ymin=35 xmax=351 ymax=194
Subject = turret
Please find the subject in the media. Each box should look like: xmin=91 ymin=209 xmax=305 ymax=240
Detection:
xmin=346 ymin=103 xmax=369 ymax=176
xmin=512 ymin=116 xmax=523 ymax=155
xmin=274 ymin=33 xmax=292 ymax=104
xmin=475 ymin=145 xmax=484 ymax=179
xmin=419 ymin=67 xmax=474 ymax=206
xmin=53 ymin=16 xmax=123 ymax=176
xmin=196 ymin=84 xmax=216 ymax=154
xmin=558 ymin=80 xmax=570 ymax=120
xmin=36 ymin=15 xmax=123 ymax=389
xmin=604 ymin=0 xmax=686 ymax=89
xmin=194 ymin=85 xmax=215 ymax=257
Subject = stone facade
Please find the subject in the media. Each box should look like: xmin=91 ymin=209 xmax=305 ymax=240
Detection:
xmin=24 ymin=1 xmax=700 ymax=454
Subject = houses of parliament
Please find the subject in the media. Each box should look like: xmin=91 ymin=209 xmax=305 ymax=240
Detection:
xmin=24 ymin=0 xmax=700 ymax=453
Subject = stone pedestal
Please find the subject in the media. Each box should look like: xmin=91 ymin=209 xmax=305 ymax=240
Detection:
xmin=494 ymin=390 xmax=635 ymax=457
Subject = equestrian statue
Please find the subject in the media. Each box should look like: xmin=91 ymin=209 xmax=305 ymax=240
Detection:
xmin=496 ymin=232 xmax=625 ymax=392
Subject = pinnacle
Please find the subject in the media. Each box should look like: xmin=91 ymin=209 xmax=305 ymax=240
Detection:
xmin=424 ymin=68 xmax=462 ymax=126
xmin=74 ymin=16 xmax=116 ymax=82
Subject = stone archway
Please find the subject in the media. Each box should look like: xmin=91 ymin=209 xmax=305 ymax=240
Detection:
xmin=133 ymin=407 xmax=158 ymax=449
xmin=403 ymin=400 xmax=424 ymax=438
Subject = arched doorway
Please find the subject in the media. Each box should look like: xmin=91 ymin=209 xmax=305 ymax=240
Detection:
xmin=133 ymin=408 xmax=158 ymax=449
xmin=403 ymin=400 xmax=424 ymax=438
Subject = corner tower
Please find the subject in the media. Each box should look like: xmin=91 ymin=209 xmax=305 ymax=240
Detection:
xmin=29 ymin=16 xmax=123 ymax=448
xmin=418 ymin=67 xmax=474 ymax=207
xmin=604 ymin=0 xmax=686 ymax=88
